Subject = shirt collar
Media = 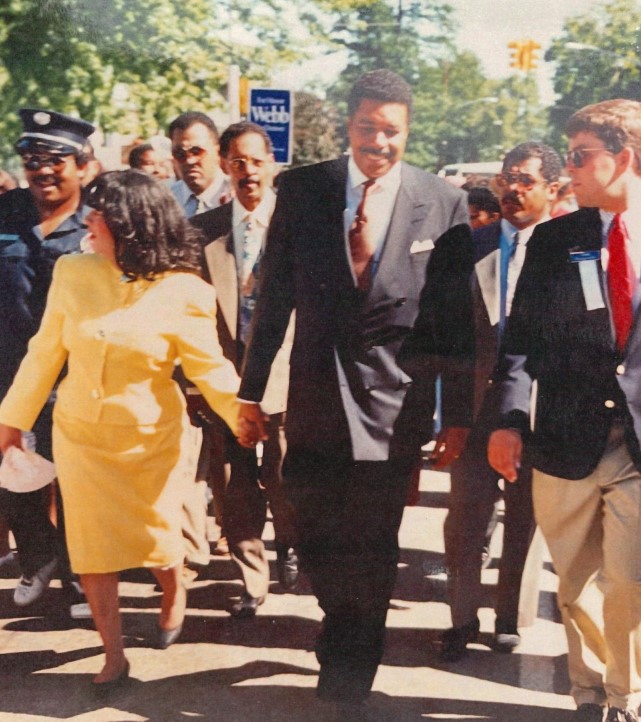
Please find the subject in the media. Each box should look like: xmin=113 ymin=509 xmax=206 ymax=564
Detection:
xmin=501 ymin=215 xmax=550 ymax=246
xmin=347 ymin=155 xmax=402 ymax=193
xmin=232 ymin=187 xmax=276 ymax=228
xmin=195 ymin=169 xmax=229 ymax=207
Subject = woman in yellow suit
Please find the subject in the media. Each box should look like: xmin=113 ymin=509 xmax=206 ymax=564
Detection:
xmin=0 ymin=170 xmax=240 ymax=690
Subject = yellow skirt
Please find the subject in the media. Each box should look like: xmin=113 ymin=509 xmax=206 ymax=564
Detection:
xmin=52 ymin=410 xmax=199 ymax=574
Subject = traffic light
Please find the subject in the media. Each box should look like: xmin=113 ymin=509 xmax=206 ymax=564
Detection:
xmin=508 ymin=41 xmax=525 ymax=70
xmin=508 ymin=40 xmax=541 ymax=71
xmin=522 ymin=40 xmax=541 ymax=71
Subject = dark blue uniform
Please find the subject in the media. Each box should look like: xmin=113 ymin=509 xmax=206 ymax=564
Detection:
xmin=0 ymin=187 xmax=86 ymax=579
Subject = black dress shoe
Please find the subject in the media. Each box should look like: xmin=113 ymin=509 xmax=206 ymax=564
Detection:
xmin=316 ymin=663 xmax=376 ymax=704
xmin=605 ymin=707 xmax=638 ymax=722
xmin=92 ymin=660 xmax=131 ymax=697
xmin=275 ymin=544 xmax=299 ymax=590
xmin=156 ymin=623 xmax=183 ymax=650
xmin=574 ymin=703 xmax=605 ymax=721
xmin=229 ymin=592 xmax=265 ymax=618
xmin=493 ymin=619 xmax=520 ymax=653
xmin=439 ymin=618 xmax=480 ymax=662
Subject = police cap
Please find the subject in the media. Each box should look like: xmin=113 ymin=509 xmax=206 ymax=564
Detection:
xmin=15 ymin=108 xmax=95 ymax=156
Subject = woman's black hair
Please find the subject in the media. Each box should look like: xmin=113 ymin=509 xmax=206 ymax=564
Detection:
xmin=86 ymin=169 xmax=203 ymax=279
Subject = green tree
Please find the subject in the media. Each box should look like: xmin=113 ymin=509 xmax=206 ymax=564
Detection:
xmin=0 ymin=0 xmax=319 ymax=162
xmin=291 ymin=91 xmax=341 ymax=166
xmin=545 ymin=0 xmax=641 ymax=148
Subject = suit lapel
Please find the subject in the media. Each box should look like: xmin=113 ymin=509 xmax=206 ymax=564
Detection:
xmin=372 ymin=164 xmax=429 ymax=298
xmin=204 ymin=232 xmax=238 ymax=341
xmin=473 ymin=224 xmax=502 ymax=328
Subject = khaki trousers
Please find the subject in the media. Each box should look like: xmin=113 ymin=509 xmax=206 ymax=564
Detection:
xmin=533 ymin=424 xmax=641 ymax=712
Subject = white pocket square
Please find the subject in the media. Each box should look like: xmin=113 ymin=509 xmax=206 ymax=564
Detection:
xmin=410 ymin=239 xmax=434 ymax=254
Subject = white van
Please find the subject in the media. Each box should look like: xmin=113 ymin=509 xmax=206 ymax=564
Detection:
xmin=437 ymin=161 xmax=502 ymax=183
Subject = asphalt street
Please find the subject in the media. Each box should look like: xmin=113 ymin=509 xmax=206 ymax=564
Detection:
xmin=0 ymin=467 xmax=575 ymax=722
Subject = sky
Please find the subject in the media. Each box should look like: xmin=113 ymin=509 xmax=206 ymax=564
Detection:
xmin=273 ymin=0 xmax=606 ymax=105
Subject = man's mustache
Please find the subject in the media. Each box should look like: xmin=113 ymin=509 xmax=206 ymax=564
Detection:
xmin=501 ymin=190 xmax=522 ymax=205
xmin=359 ymin=147 xmax=392 ymax=158
xmin=238 ymin=176 xmax=258 ymax=188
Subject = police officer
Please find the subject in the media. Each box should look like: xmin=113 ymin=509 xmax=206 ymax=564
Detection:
xmin=0 ymin=108 xmax=94 ymax=616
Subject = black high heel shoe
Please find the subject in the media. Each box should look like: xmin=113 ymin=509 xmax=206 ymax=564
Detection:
xmin=92 ymin=660 xmax=130 ymax=697
xmin=156 ymin=623 xmax=183 ymax=649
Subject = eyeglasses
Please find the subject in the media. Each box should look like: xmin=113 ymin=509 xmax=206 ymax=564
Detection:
xmin=227 ymin=156 xmax=268 ymax=172
xmin=21 ymin=154 xmax=68 ymax=171
xmin=565 ymin=147 xmax=615 ymax=168
xmin=496 ymin=172 xmax=546 ymax=190
xmin=171 ymin=145 xmax=207 ymax=162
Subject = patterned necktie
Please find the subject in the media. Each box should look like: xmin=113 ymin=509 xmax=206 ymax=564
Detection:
xmin=349 ymin=178 xmax=376 ymax=290
xmin=239 ymin=217 xmax=263 ymax=344
xmin=608 ymin=214 xmax=635 ymax=352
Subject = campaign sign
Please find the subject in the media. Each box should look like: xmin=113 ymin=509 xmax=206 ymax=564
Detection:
xmin=249 ymin=88 xmax=293 ymax=165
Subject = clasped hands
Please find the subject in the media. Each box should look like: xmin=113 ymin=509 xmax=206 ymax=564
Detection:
xmin=237 ymin=402 xmax=269 ymax=448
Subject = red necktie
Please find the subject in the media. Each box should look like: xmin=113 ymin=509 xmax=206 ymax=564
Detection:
xmin=349 ymin=179 xmax=376 ymax=290
xmin=608 ymin=214 xmax=635 ymax=351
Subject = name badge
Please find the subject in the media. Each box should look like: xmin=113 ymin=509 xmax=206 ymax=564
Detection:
xmin=569 ymin=249 xmax=601 ymax=263
xmin=578 ymin=259 xmax=605 ymax=311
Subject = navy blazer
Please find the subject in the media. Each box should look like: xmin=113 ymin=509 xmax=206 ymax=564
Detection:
xmin=495 ymin=207 xmax=641 ymax=478
xmin=238 ymin=155 xmax=468 ymax=461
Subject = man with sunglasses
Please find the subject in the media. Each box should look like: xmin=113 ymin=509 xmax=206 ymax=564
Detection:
xmin=0 ymin=107 xmax=94 ymax=618
xmin=436 ymin=142 xmax=561 ymax=663
xmin=191 ymin=121 xmax=298 ymax=617
xmin=168 ymin=111 xmax=230 ymax=218
xmin=489 ymin=100 xmax=641 ymax=722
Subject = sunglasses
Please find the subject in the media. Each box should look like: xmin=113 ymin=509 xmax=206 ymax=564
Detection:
xmin=565 ymin=147 xmax=615 ymax=168
xmin=496 ymin=172 xmax=545 ymax=190
xmin=227 ymin=156 xmax=268 ymax=172
xmin=21 ymin=154 xmax=68 ymax=171
xmin=171 ymin=145 xmax=206 ymax=162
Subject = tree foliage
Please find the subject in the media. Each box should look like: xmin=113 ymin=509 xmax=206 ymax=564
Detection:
xmin=545 ymin=0 xmax=641 ymax=148
xmin=291 ymin=91 xmax=341 ymax=166
xmin=0 ymin=0 xmax=316 ymax=162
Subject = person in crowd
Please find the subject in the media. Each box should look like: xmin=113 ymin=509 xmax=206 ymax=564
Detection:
xmin=488 ymin=99 xmax=641 ymax=722
xmin=168 ymin=111 xmax=230 ymax=217
xmin=80 ymin=142 xmax=105 ymax=188
xmin=0 ymin=108 xmax=94 ymax=617
xmin=0 ymin=170 xmax=240 ymax=690
xmin=236 ymin=69 xmax=469 ymax=704
xmin=436 ymin=142 xmax=561 ymax=662
xmin=128 ymin=143 xmax=165 ymax=179
xmin=467 ymin=186 xmax=501 ymax=229
xmin=551 ymin=177 xmax=579 ymax=217
xmin=0 ymin=168 xmax=18 ymax=194
xmin=192 ymin=121 xmax=298 ymax=618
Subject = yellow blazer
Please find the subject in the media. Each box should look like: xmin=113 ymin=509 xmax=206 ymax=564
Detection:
xmin=0 ymin=253 xmax=240 ymax=434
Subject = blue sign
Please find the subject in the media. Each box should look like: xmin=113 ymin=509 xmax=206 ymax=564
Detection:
xmin=249 ymin=88 xmax=293 ymax=165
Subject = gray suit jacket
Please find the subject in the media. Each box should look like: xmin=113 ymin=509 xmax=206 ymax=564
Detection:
xmin=238 ymin=155 xmax=468 ymax=461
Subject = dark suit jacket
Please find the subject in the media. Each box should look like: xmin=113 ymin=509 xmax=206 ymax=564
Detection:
xmin=238 ymin=155 xmax=469 ymax=461
xmin=495 ymin=207 xmax=641 ymax=478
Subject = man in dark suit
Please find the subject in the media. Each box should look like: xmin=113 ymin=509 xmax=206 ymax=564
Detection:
xmin=191 ymin=121 xmax=297 ymax=617
xmin=438 ymin=143 xmax=562 ymax=662
xmin=237 ymin=69 xmax=469 ymax=703
xmin=488 ymin=100 xmax=641 ymax=722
